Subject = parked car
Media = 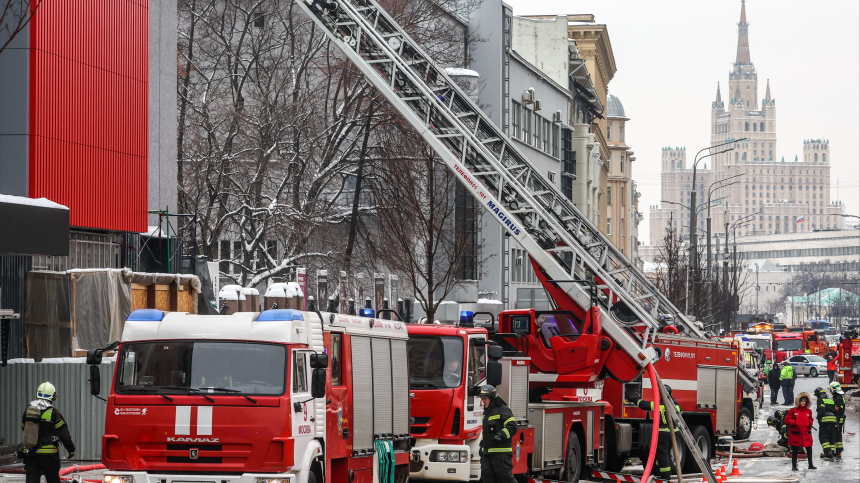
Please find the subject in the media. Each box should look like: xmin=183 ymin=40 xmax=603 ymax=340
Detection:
xmin=788 ymin=354 xmax=827 ymax=377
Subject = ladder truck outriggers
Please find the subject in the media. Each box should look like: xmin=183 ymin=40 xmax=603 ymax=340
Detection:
xmin=290 ymin=1 xmax=756 ymax=482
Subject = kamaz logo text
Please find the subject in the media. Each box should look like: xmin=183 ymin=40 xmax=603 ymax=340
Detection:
xmin=167 ymin=437 xmax=219 ymax=442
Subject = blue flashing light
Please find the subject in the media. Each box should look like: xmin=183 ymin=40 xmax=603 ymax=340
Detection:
xmin=360 ymin=308 xmax=375 ymax=318
xmin=127 ymin=309 xmax=165 ymax=321
xmin=459 ymin=311 xmax=474 ymax=327
xmin=257 ymin=309 xmax=305 ymax=322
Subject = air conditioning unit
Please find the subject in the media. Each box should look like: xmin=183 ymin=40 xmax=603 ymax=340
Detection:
xmin=533 ymin=99 xmax=542 ymax=111
xmin=552 ymin=110 xmax=562 ymax=123
xmin=522 ymin=88 xmax=535 ymax=104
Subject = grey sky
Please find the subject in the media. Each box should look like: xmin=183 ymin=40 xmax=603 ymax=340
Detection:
xmin=502 ymin=0 xmax=860 ymax=244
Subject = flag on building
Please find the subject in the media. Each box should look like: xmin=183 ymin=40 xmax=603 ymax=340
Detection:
xmin=797 ymin=215 xmax=804 ymax=223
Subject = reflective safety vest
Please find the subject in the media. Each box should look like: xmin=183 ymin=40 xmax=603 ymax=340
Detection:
xmin=816 ymin=397 xmax=838 ymax=424
xmin=21 ymin=401 xmax=75 ymax=456
xmin=780 ymin=365 xmax=795 ymax=381
xmin=637 ymin=399 xmax=683 ymax=432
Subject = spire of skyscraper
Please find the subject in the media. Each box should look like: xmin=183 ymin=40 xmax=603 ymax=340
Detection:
xmin=735 ymin=0 xmax=751 ymax=65
xmin=765 ymin=79 xmax=772 ymax=101
xmin=715 ymin=82 xmax=722 ymax=104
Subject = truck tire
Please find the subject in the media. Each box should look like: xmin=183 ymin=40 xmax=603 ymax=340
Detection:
xmin=734 ymin=407 xmax=753 ymax=441
xmin=809 ymin=368 xmax=818 ymax=378
xmin=668 ymin=433 xmax=686 ymax=474
xmin=562 ymin=431 xmax=582 ymax=483
xmin=682 ymin=425 xmax=711 ymax=473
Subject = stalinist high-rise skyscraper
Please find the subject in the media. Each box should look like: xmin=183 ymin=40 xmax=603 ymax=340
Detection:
xmin=650 ymin=0 xmax=844 ymax=243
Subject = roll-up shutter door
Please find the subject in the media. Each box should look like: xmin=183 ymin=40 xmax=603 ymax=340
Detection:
xmin=715 ymin=368 xmax=737 ymax=433
xmin=509 ymin=364 xmax=530 ymax=420
xmin=391 ymin=339 xmax=410 ymax=437
xmin=372 ymin=337 xmax=393 ymax=436
xmin=697 ymin=366 xmax=716 ymax=408
xmin=351 ymin=336 xmax=374 ymax=453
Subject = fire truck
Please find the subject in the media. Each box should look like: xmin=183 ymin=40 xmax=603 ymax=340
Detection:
xmin=88 ymin=309 xmax=413 ymax=483
xmin=772 ymin=332 xmax=805 ymax=362
xmin=838 ymin=327 xmax=860 ymax=385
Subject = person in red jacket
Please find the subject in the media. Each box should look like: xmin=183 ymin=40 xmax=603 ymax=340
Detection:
xmin=784 ymin=392 xmax=817 ymax=471
xmin=825 ymin=349 xmax=838 ymax=383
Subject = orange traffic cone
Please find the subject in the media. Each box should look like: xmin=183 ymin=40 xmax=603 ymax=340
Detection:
xmin=730 ymin=459 xmax=742 ymax=476
xmin=719 ymin=467 xmax=727 ymax=483
xmin=701 ymin=475 xmax=708 ymax=482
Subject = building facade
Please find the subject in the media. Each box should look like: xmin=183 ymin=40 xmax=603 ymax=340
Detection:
xmin=649 ymin=1 xmax=844 ymax=245
xmin=605 ymin=94 xmax=639 ymax=259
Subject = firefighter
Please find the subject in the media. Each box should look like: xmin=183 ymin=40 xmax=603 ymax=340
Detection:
xmin=813 ymin=387 xmax=837 ymax=459
xmin=829 ymin=381 xmax=845 ymax=458
xmin=20 ymin=382 xmax=75 ymax=483
xmin=768 ymin=361 xmax=782 ymax=405
xmin=635 ymin=385 xmax=682 ymax=481
xmin=478 ymin=385 xmax=517 ymax=483
xmin=766 ymin=410 xmax=789 ymax=448
xmin=779 ymin=359 xmax=796 ymax=405
xmin=825 ymin=349 xmax=838 ymax=383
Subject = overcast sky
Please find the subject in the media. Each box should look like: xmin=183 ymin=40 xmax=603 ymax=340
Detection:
xmin=503 ymin=0 xmax=860 ymax=244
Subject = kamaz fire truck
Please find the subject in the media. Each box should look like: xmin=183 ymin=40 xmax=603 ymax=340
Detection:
xmin=772 ymin=331 xmax=805 ymax=362
xmin=838 ymin=327 xmax=860 ymax=385
xmin=88 ymin=309 xmax=413 ymax=483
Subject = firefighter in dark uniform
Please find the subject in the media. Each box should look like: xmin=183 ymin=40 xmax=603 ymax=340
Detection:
xmin=21 ymin=382 xmax=75 ymax=483
xmin=813 ymin=386 xmax=838 ymax=459
xmin=635 ymin=386 xmax=682 ymax=481
xmin=829 ymin=382 xmax=846 ymax=457
xmin=478 ymin=385 xmax=517 ymax=483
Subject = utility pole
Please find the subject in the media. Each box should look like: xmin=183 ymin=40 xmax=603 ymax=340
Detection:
xmin=755 ymin=262 xmax=760 ymax=316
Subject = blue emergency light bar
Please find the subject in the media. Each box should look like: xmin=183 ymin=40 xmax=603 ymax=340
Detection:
xmin=459 ymin=311 xmax=474 ymax=327
xmin=127 ymin=309 xmax=165 ymax=321
xmin=360 ymin=308 xmax=374 ymax=318
xmin=257 ymin=309 xmax=305 ymax=321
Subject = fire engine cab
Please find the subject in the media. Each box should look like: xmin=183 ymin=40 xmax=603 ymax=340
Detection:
xmin=88 ymin=309 xmax=412 ymax=483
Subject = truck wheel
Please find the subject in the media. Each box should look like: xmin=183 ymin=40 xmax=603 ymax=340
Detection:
xmin=682 ymin=425 xmax=711 ymax=473
xmin=810 ymin=368 xmax=818 ymax=378
xmin=734 ymin=407 xmax=753 ymax=441
xmin=562 ymin=432 xmax=582 ymax=483
xmin=668 ymin=433 xmax=686 ymax=474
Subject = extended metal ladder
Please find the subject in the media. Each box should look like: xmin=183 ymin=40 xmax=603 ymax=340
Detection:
xmin=294 ymin=0 xmax=717 ymax=478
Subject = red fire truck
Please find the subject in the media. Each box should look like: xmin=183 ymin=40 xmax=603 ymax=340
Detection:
xmin=838 ymin=331 xmax=860 ymax=385
xmin=88 ymin=309 xmax=412 ymax=483
xmin=772 ymin=332 xmax=805 ymax=362
xmin=405 ymin=321 xmax=494 ymax=480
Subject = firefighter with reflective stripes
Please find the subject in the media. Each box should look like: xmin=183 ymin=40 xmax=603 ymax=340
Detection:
xmin=636 ymin=385 xmax=682 ymax=481
xmin=813 ymin=386 xmax=838 ymax=459
xmin=829 ymin=382 xmax=846 ymax=457
xmin=20 ymin=382 xmax=75 ymax=483
xmin=478 ymin=385 xmax=517 ymax=483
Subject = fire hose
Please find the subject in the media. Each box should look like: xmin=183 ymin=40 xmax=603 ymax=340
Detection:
xmin=0 ymin=464 xmax=105 ymax=475
xmin=374 ymin=440 xmax=394 ymax=483
xmin=640 ymin=362 xmax=660 ymax=482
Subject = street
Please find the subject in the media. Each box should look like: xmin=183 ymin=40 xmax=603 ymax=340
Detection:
xmin=731 ymin=375 xmax=859 ymax=481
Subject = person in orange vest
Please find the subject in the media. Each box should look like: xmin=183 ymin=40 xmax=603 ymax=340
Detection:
xmin=825 ymin=349 xmax=838 ymax=383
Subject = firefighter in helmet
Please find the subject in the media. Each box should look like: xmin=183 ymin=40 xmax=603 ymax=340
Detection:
xmin=829 ymin=382 xmax=845 ymax=457
xmin=814 ymin=386 xmax=838 ymax=459
xmin=20 ymin=382 xmax=75 ymax=483
xmin=635 ymin=385 xmax=682 ymax=481
xmin=478 ymin=385 xmax=517 ymax=483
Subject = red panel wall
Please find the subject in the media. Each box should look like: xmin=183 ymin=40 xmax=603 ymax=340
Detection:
xmin=29 ymin=0 xmax=149 ymax=232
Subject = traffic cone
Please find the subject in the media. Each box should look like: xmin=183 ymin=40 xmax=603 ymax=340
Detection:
xmin=719 ymin=467 xmax=728 ymax=483
xmin=714 ymin=467 xmax=723 ymax=483
xmin=730 ymin=459 xmax=742 ymax=476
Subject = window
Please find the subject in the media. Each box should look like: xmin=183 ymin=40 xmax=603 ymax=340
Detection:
xmin=547 ymin=171 xmax=556 ymax=183
xmin=220 ymin=240 xmax=230 ymax=272
xmin=267 ymin=240 xmax=277 ymax=262
xmin=607 ymin=187 xmax=612 ymax=205
xmin=293 ymin=351 xmax=308 ymax=393
xmin=607 ymin=217 xmax=612 ymax=235
xmin=745 ymin=122 xmax=749 ymax=131
xmin=760 ymin=122 xmax=764 ymax=132
xmin=512 ymin=102 xmax=521 ymax=140
xmin=620 ymin=157 xmax=624 ymax=174
xmin=621 ymin=186 xmax=626 ymax=206
xmin=330 ymin=333 xmax=343 ymax=386
xmin=620 ymin=126 xmax=624 ymax=142
xmin=543 ymin=119 xmax=551 ymax=152
xmin=533 ymin=113 xmax=541 ymax=147
xmin=523 ymin=107 xmax=531 ymax=142
xmin=607 ymin=126 xmax=611 ymax=140
xmin=467 ymin=339 xmax=487 ymax=388
xmin=253 ymin=11 xmax=265 ymax=28
xmin=551 ymin=125 xmax=560 ymax=158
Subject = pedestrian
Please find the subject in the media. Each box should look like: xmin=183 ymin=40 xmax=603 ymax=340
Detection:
xmin=780 ymin=359 xmax=796 ymax=405
xmin=829 ymin=382 xmax=845 ymax=458
xmin=784 ymin=392 xmax=816 ymax=471
xmin=825 ymin=349 xmax=838 ymax=383
xmin=813 ymin=387 xmax=838 ymax=459
xmin=635 ymin=386 xmax=682 ymax=481
xmin=21 ymin=382 xmax=75 ymax=483
xmin=768 ymin=361 xmax=782 ymax=405
xmin=478 ymin=385 xmax=517 ymax=483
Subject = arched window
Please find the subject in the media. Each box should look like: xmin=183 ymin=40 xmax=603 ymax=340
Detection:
xmin=742 ymin=153 xmax=746 ymax=161
xmin=822 ymin=154 xmax=826 ymax=163
xmin=745 ymin=122 xmax=749 ymax=131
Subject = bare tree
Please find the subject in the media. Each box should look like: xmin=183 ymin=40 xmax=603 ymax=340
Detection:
xmin=0 ymin=0 xmax=40 ymax=56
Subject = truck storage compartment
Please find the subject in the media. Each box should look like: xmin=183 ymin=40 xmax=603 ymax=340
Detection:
xmin=530 ymin=406 xmax=565 ymax=470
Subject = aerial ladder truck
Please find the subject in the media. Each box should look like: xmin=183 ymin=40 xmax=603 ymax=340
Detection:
xmin=290 ymin=1 xmax=757 ymax=481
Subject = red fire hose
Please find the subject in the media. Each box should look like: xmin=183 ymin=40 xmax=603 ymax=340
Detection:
xmin=59 ymin=464 xmax=106 ymax=476
xmin=641 ymin=362 xmax=661 ymax=482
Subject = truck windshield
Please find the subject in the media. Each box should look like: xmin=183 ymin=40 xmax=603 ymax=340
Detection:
xmin=774 ymin=339 xmax=803 ymax=352
xmin=750 ymin=338 xmax=770 ymax=350
xmin=408 ymin=336 xmax=464 ymax=389
xmin=116 ymin=341 xmax=286 ymax=395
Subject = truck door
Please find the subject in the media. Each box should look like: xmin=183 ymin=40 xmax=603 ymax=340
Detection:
xmin=291 ymin=349 xmax=315 ymax=468
xmin=464 ymin=336 xmax=488 ymax=432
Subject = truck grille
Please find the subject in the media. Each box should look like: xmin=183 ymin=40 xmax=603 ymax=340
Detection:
xmin=138 ymin=442 xmax=251 ymax=466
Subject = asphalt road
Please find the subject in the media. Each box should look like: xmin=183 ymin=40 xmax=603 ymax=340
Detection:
xmin=728 ymin=375 xmax=859 ymax=481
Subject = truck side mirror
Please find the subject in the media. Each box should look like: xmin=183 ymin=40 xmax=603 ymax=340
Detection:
xmin=89 ymin=365 xmax=101 ymax=396
xmin=486 ymin=360 xmax=502 ymax=387
xmin=86 ymin=349 xmax=103 ymax=365
xmin=310 ymin=352 xmax=328 ymax=369
xmin=311 ymin=368 xmax=326 ymax=398
xmin=487 ymin=345 xmax=503 ymax=360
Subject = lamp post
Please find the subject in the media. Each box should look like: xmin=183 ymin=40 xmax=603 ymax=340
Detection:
xmin=704 ymin=173 xmax=744 ymax=323
xmin=724 ymin=212 xmax=757 ymax=331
